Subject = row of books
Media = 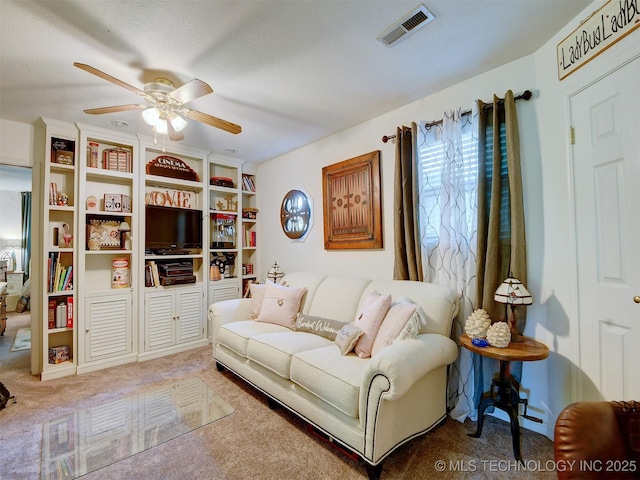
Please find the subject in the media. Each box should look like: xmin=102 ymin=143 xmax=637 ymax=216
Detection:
xmin=241 ymin=174 xmax=256 ymax=192
xmin=48 ymin=297 xmax=73 ymax=329
xmin=145 ymin=261 xmax=161 ymax=287
xmin=242 ymin=226 xmax=257 ymax=247
xmin=48 ymin=252 xmax=73 ymax=292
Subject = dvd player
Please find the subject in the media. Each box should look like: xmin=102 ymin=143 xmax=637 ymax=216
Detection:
xmin=159 ymin=275 xmax=196 ymax=286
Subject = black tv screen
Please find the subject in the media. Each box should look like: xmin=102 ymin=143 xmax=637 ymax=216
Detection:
xmin=145 ymin=205 xmax=203 ymax=251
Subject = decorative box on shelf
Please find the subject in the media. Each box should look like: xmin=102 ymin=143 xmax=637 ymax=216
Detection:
xmin=48 ymin=345 xmax=70 ymax=364
xmin=210 ymin=176 xmax=234 ymax=188
xmin=242 ymin=208 xmax=258 ymax=220
xmin=103 ymin=147 xmax=131 ymax=173
xmin=104 ymin=194 xmax=131 ymax=213
xmin=51 ymin=138 xmax=75 ymax=165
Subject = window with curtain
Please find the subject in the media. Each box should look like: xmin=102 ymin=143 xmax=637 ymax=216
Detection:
xmin=417 ymin=113 xmax=478 ymax=250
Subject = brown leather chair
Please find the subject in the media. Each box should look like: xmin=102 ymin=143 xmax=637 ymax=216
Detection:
xmin=554 ymin=401 xmax=640 ymax=479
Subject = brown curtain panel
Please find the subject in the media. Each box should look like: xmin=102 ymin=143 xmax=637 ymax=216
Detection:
xmin=474 ymin=90 xmax=528 ymax=403
xmin=393 ymin=123 xmax=423 ymax=281
xmin=475 ymin=90 xmax=527 ymax=323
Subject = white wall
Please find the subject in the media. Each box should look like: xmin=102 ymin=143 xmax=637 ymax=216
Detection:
xmin=0 ymin=119 xmax=35 ymax=167
xmin=257 ymin=1 xmax=639 ymax=439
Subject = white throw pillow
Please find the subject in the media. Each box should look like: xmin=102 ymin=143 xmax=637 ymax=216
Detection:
xmin=334 ymin=324 xmax=364 ymax=355
xmin=256 ymin=282 xmax=307 ymax=329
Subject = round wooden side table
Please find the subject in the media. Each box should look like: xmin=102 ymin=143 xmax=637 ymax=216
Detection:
xmin=460 ymin=333 xmax=549 ymax=462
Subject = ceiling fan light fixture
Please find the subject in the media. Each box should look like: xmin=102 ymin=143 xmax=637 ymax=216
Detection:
xmin=169 ymin=112 xmax=187 ymax=132
xmin=154 ymin=118 xmax=169 ymax=135
xmin=142 ymin=107 xmax=160 ymax=126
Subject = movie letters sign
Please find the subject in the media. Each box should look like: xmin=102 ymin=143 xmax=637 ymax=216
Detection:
xmin=557 ymin=0 xmax=639 ymax=80
xmin=145 ymin=187 xmax=196 ymax=209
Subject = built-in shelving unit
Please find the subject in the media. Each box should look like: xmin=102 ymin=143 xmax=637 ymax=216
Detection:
xmin=33 ymin=119 xmax=258 ymax=378
xmin=34 ymin=118 xmax=79 ymax=380
xmin=137 ymin=138 xmax=208 ymax=360
xmin=76 ymin=124 xmax=138 ymax=374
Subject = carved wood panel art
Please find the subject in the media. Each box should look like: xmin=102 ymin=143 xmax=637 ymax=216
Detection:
xmin=322 ymin=151 xmax=382 ymax=250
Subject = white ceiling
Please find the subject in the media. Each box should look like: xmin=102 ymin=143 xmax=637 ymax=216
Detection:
xmin=0 ymin=0 xmax=591 ymax=164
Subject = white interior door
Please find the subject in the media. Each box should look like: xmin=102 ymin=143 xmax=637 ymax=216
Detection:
xmin=571 ymin=56 xmax=640 ymax=401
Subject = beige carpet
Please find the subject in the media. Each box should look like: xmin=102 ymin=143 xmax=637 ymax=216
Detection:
xmin=0 ymin=314 xmax=556 ymax=480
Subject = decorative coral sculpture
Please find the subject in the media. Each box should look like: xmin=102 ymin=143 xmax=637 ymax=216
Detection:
xmin=486 ymin=321 xmax=511 ymax=348
xmin=464 ymin=309 xmax=492 ymax=339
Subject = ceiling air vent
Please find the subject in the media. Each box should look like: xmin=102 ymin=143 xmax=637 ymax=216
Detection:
xmin=377 ymin=4 xmax=435 ymax=47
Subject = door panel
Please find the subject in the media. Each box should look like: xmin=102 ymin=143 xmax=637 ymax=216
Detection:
xmin=571 ymin=57 xmax=640 ymax=401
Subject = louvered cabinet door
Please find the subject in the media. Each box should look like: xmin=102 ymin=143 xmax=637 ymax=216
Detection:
xmin=144 ymin=290 xmax=176 ymax=351
xmin=176 ymin=287 xmax=204 ymax=344
xmin=84 ymin=293 xmax=133 ymax=362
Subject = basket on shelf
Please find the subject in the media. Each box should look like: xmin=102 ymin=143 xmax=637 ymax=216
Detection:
xmin=242 ymin=208 xmax=258 ymax=220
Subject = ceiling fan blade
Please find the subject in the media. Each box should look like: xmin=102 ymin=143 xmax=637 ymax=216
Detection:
xmin=74 ymin=62 xmax=145 ymax=96
xmin=170 ymin=79 xmax=213 ymax=104
xmin=167 ymin=121 xmax=185 ymax=142
xmin=185 ymin=109 xmax=242 ymax=135
xmin=83 ymin=104 xmax=147 ymax=115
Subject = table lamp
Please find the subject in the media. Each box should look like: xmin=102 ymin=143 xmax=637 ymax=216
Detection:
xmin=494 ymin=276 xmax=532 ymax=342
xmin=266 ymin=261 xmax=284 ymax=284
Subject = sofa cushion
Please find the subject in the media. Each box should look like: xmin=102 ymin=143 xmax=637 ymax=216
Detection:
xmin=291 ymin=345 xmax=368 ymax=418
xmin=353 ymin=291 xmax=392 ymax=358
xmin=257 ymin=282 xmax=307 ymax=328
xmin=371 ymin=298 xmax=418 ymax=356
xmin=217 ymin=320 xmax=288 ymax=357
xmin=247 ymin=332 xmax=332 ymax=378
xmin=294 ymin=314 xmax=347 ymax=340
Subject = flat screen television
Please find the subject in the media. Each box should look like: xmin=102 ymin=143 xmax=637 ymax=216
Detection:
xmin=145 ymin=205 xmax=203 ymax=252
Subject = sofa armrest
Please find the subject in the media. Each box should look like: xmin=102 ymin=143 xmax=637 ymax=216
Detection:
xmin=362 ymin=334 xmax=458 ymax=402
xmin=208 ymin=298 xmax=252 ymax=341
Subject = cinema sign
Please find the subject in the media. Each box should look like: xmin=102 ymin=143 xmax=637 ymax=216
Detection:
xmin=557 ymin=0 xmax=639 ymax=80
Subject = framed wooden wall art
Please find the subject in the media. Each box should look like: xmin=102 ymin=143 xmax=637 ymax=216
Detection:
xmin=322 ymin=150 xmax=382 ymax=250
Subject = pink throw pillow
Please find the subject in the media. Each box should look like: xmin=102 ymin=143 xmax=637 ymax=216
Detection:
xmin=353 ymin=291 xmax=392 ymax=358
xmin=371 ymin=299 xmax=418 ymax=356
xmin=256 ymin=282 xmax=307 ymax=329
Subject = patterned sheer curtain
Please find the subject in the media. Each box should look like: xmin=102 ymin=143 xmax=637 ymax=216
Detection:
xmin=417 ymin=108 xmax=479 ymax=421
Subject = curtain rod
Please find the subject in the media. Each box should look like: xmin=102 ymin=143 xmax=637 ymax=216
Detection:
xmin=381 ymin=89 xmax=533 ymax=143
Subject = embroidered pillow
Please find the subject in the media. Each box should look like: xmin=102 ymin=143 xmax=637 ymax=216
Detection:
xmin=248 ymin=283 xmax=266 ymax=319
xmin=371 ymin=298 xmax=418 ymax=356
xmin=353 ymin=291 xmax=392 ymax=358
xmin=294 ymin=314 xmax=347 ymax=341
xmin=256 ymin=282 xmax=307 ymax=329
xmin=335 ymin=324 xmax=364 ymax=355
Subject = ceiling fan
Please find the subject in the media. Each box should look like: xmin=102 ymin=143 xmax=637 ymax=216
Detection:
xmin=73 ymin=62 xmax=242 ymax=142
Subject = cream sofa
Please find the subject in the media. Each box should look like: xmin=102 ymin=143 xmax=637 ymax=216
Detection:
xmin=208 ymin=272 xmax=459 ymax=479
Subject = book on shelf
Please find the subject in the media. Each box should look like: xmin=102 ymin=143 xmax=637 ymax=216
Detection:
xmin=66 ymin=296 xmax=74 ymax=328
xmin=48 ymin=299 xmax=56 ymax=329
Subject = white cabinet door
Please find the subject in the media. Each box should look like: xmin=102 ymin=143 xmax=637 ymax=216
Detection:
xmin=144 ymin=286 xmax=204 ymax=351
xmin=176 ymin=287 xmax=204 ymax=343
xmin=144 ymin=290 xmax=175 ymax=351
xmin=84 ymin=292 xmax=132 ymax=362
